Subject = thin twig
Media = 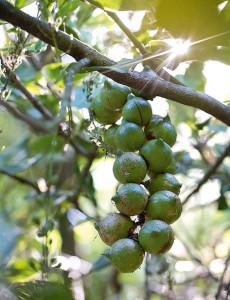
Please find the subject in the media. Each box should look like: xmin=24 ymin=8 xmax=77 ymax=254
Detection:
xmin=58 ymin=58 xmax=91 ymax=123
xmin=64 ymin=58 xmax=92 ymax=105
xmin=1 ymin=59 xmax=95 ymax=156
xmin=215 ymin=252 xmax=230 ymax=300
xmin=176 ymin=234 xmax=218 ymax=282
xmin=0 ymin=100 xmax=96 ymax=157
xmin=70 ymin=149 xmax=97 ymax=205
xmin=47 ymin=82 xmax=63 ymax=100
xmin=13 ymin=75 xmax=53 ymax=120
xmin=0 ymin=99 xmax=95 ymax=157
xmin=68 ymin=138 xmax=94 ymax=157
xmin=144 ymin=254 xmax=152 ymax=300
xmin=0 ymin=55 xmax=53 ymax=120
xmin=186 ymin=199 xmax=218 ymax=211
xmin=88 ymin=0 xmax=147 ymax=54
xmin=183 ymin=141 xmax=230 ymax=205
xmin=0 ymin=100 xmax=50 ymax=133
xmin=175 ymin=273 xmax=216 ymax=285
xmin=0 ymin=169 xmax=40 ymax=192
xmin=84 ymin=0 xmax=184 ymax=86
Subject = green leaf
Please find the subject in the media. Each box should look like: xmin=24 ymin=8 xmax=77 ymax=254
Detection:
xmin=0 ymin=155 xmax=40 ymax=174
xmin=15 ymin=0 xmax=36 ymax=8
xmin=36 ymin=95 xmax=60 ymax=114
xmin=83 ymin=173 xmax=97 ymax=207
xmin=75 ymin=3 xmax=96 ymax=28
xmin=15 ymin=61 xmax=40 ymax=81
xmin=0 ymin=137 xmax=41 ymax=174
xmin=221 ymin=1 xmax=230 ymax=23
xmin=13 ymin=281 xmax=75 ymax=300
xmin=41 ymin=63 xmax=66 ymax=82
xmin=120 ymin=0 xmax=158 ymax=10
xmin=154 ymin=0 xmax=229 ymax=43
xmin=220 ymin=181 xmax=230 ymax=195
xmin=195 ymin=117 xmax=211 ymax=130
xmin=26 ymin=40 xmax=47 ymax=54
xmin=178 ymin=61 xmax=206 ymax=91
xmin=7 ymin=259 xmax=40 ymax=280
xmin=0 ymin=214 xmax=21 ymax=267
xmin=57 ymin=0 xmax=81 ymax=17
xmin=217 ymin=195 xmax=229 ymax=210
xmin=37 ymin=219 xmax=55 ymax=237
xmin=73 ymin=87 xmax=89 ymax=109
xmin=85 ymin=0 xmax=157 ymax=11
xmin=6 ymin=27 xmax=19 ymax=33
xmin=29 ymin=134 xmax=65 ymax=155
xmin=92 ymin=0 xmax=122 ymax=10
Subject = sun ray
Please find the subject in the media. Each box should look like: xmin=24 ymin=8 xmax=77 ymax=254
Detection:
xmin=191 ymin=29 xmax=230 ymax=47
xmin=99 ymin=28 xmax=230 ymax=87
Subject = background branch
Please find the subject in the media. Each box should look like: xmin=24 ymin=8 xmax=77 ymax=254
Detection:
xmin=176 ymin=234 xmax=218 ymax=282
xmin=84 ymin=0 xmax=184 ymax=86
xmin=59 ymin=57 xmax=91 ymax=123
xmin=0 ymin=0 xmax=229 ymax=125
xmin=0 ymin=169 xmax=40 ymax=192
xmin=144 ymin=254 xmax=152 ymax=300
xmin=0 ymin=55 xmax=53 ymax=120
xmin=0 ymin=100 xmax=50 ymax=133
xmin=216 ymin=253 xmax=230 ymax=299
xmin=0 ymin=101 xmax=95 ymax=157
xmin=183 ymin=141 xmax=230 ymax=205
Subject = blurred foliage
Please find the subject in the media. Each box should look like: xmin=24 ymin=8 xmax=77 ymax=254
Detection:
xmin=12 ymin=280 xmax=75 ymax=300
xmin=0 ymin=0 xmax=229 ymax=299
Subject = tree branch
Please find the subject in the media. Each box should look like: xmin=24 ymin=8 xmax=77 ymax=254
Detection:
xmin=183 ymin=141 xmax=230 ymax=205
xmin=0 ymin=169 xmax=40 ymax=192
xmin=0 ymin=55 xmax=53 ymax=120
xmin=176 ymin=234 xmax=218 ymax=282
xmin=0 ymin=102 xmax=96 ymax=157
xmin=0 ymin=100 xmax=50 ymax=133
xmin=84 ymin=0 xmax=146 ymax=53
xmin=84 ymin=0 xmax=184 ymax=86
xmin=0 ymin=0 xmax=229 ymax=125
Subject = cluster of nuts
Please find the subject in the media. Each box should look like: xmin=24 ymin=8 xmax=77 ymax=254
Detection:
xmin=91 ymin=79 xmax=182 ymax=273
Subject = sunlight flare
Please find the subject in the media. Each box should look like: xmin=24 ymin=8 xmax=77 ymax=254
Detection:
xmin=167 ymin=39 xmax=191 ymax=57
